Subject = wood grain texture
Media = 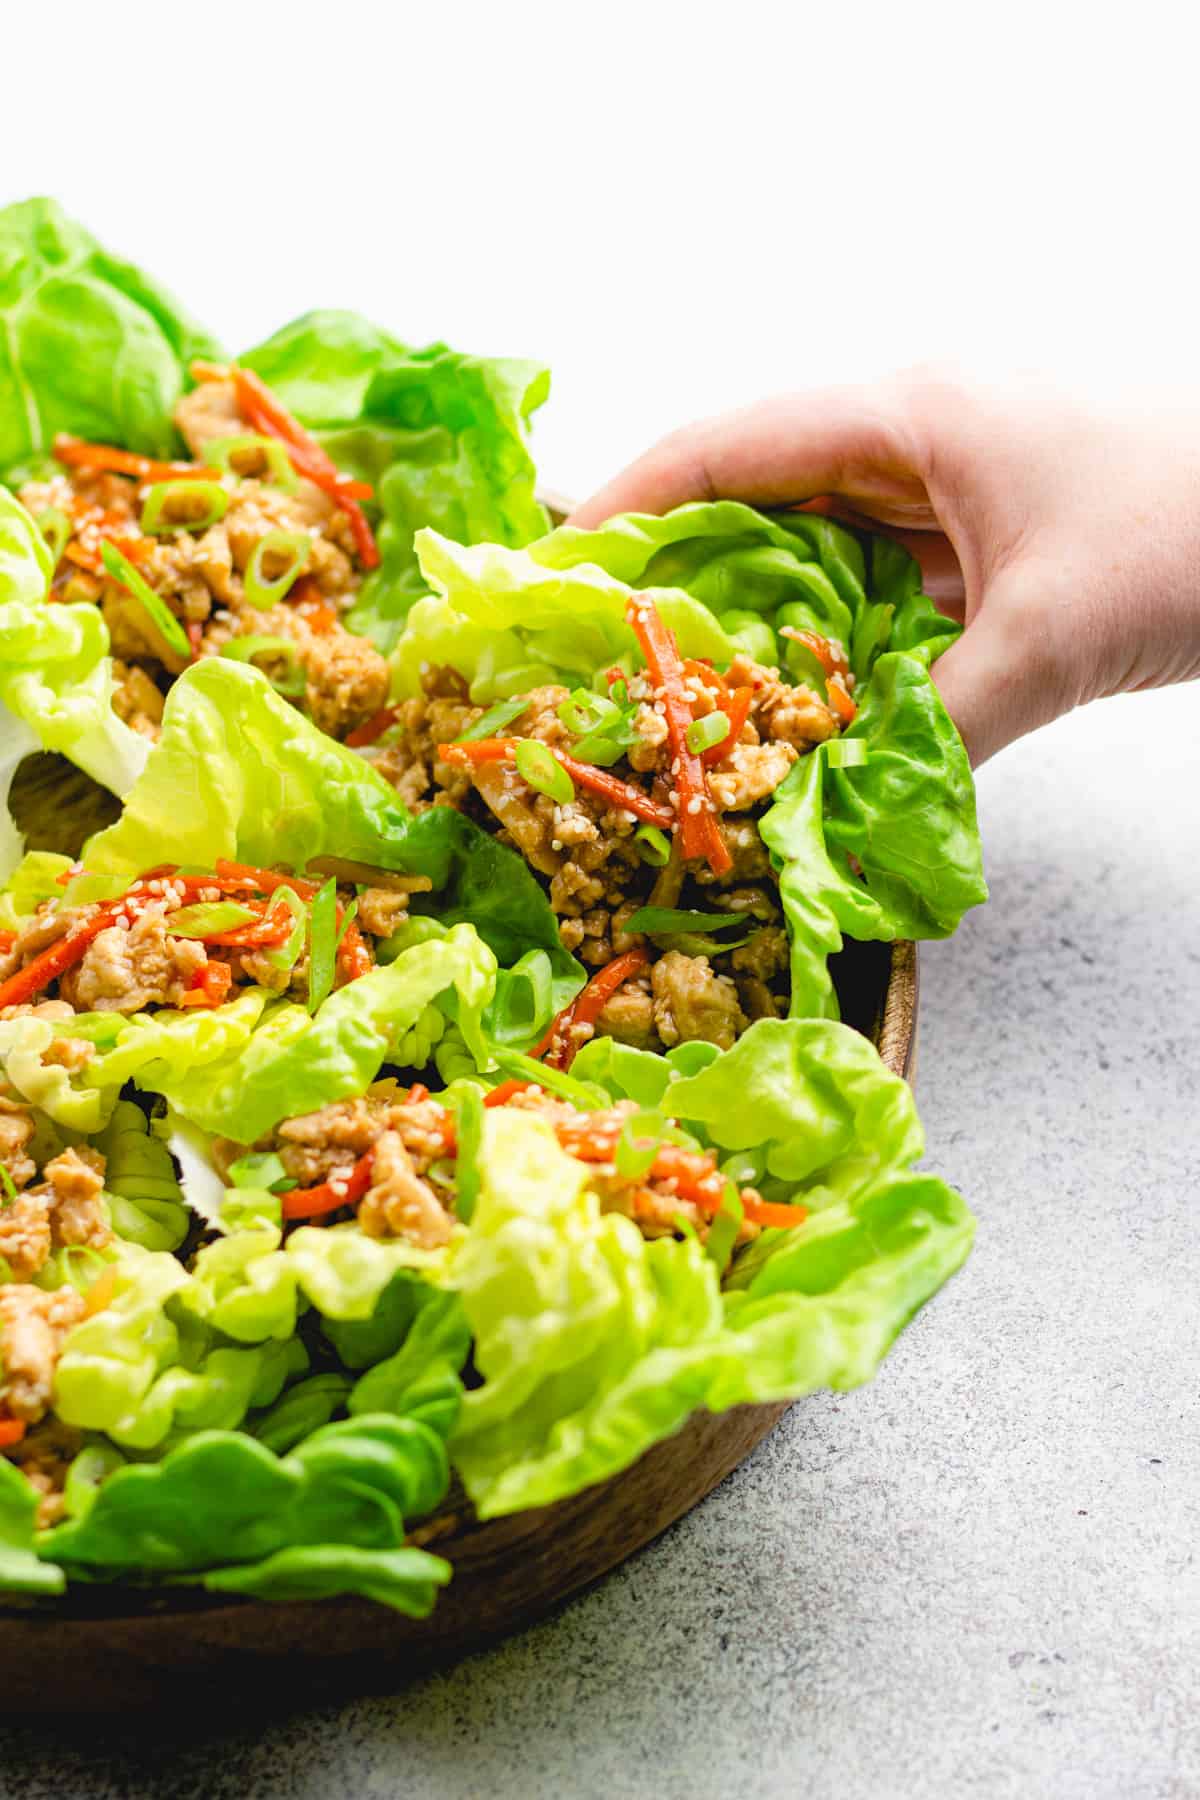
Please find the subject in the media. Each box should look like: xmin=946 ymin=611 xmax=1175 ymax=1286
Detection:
xmin=0 ymin=702 xmax=918 ymax=1711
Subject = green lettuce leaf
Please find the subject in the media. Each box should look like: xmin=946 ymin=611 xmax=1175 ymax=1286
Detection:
xmin=0 ymin=850 xmax=73 ymax=929
xmin=76 ymin=657 xmax=577 ymax=1047
xmin=417 ymin=501 xmax=982 ymax=1015
xmin=202 ymin=1542 xmax=450 ymax=1614
xmin=241 ymin=312 xmax=550 ymax=652
xmin=93 ymin=1098 xmax=189 ymax=1252
xmin=450 ymin=1024 xmax=973 ymax=1517
xmin=0 ymin=486 xmax=147 ymax=877
xmin=0 ymin=1458 xmax=64 ymax=1596
xmin=396 ymin=529 xmax=733 ymax=701
xmin=43 ymin=1413 xmax=450 ymax=1581
xmin=143 ymin=925 xmax=494 ymax=1142
xmin=0 ymin=197 xmax=221 ymax=474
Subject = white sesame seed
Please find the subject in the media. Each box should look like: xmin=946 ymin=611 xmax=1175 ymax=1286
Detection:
xmin=686 ymin=796 xmax=703 ymax=817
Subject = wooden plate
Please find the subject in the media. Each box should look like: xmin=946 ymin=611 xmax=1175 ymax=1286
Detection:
xmin=0 ymin=744 xmax=918 ymax=1713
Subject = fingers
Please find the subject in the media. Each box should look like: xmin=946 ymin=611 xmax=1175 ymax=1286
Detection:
xmin=931 ymin=594 xmax=1069 ymax=767
xmin=567 ymin=384 xmax=931 ymax=528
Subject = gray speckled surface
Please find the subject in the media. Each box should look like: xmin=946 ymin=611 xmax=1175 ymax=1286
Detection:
xmin=4 ymin=688 xmax=1197 ymax=1799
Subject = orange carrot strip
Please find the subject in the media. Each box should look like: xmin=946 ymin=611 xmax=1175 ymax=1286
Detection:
xmin=780 ymin=627 xmax=850 ymax=681
xmin=483 ymin=1078 xmax=534 ymax=1108
xmin=438 ymin=740 xmax=674 ymax=830
xmin=0 ymin=1420 xmax=26 ymax=1448
xmin=178 ymin=962 xmax=234 ymax=1008
xmin=702 ymin=686 xmax=754 ymax=766
xmin=345 ymin=705 xmax=400 ymax=749
xmin=280 ymin=1151 xmax=375 ymax=1221
xmin=220 ymin=366 xmax=380 ymax=569
xmin=625 ymin=599 xmax=731 ymax=876
xmin=536 ymin=948 xmax=651 ymax=1070
xmin=53 ymin=434 xmax=219 ymax=485
xmin=826 ymin=673 xmax=858 ymax=727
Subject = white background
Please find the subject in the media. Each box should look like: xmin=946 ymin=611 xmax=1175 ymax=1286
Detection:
xmin=3 ymin=0 xmax=1199 ymax=505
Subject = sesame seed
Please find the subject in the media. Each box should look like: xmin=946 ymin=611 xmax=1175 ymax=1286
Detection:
xmin=686 ymin=796 xmax=703 ymax=816
xmin=667 ymin=791 xmax=680 ymax=809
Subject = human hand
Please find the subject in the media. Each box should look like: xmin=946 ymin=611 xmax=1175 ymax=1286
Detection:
xmin=569 ymin=369 xmax=1200 ymax=764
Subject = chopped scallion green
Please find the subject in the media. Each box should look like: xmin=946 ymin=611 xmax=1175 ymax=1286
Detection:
xmin=263 ymin=886 xmax=308 ymax=973
xmin=35 ymin=506 xmax=70 ymax=567
xmin=306 ymin=877 xmax=338 ymax=1013
xmin=140 ymin=480 xmax=229 ymax=536
xmin=634 ymin=825 xmax=672 ymax=867
xmin=615 ymin=1110 xmax=664 ymax=1180
xmin=244 ymin=530 xmax=310 ymax=610
xmin=100 ymin=539 xmax=191 ymax=661
xmin=824 ymin=737 xmax=868 ymax=768
xmin=704 ymin=1183 xmax=744 ymax=1273
xmin=202 ymin=434 xmax=299 ymax=493
xmin=0 ymin=1165 xmax=16 ymax=1209
xmin=624 ymin=906 xmax=746 ymax=937
xmin=453 ymin=695 xmax=531 ymax=742
xmin=165 ymin=902 xmax=257 ymax=939
xmin=685 ymin=711 xmax=730 ymax=754
xmin=219 ymin=635 xmax=306 ymax=698
xmin=227 ymin=1151 xmax=295 ymax=1192
xmin=514 ymin=738 xmax=574 ymax=804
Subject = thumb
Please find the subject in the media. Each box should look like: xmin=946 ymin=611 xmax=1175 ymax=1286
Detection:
xmin=931 ymin=595 xmax=1070 ymax=766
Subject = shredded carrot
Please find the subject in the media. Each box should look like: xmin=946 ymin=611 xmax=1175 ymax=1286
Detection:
xmin=345 ymin=705 xmax=400 ymax=748
xmin=202 ymin=916 xmax=292 ymax=949
xmin=195 ymin=363 xmax=380 ymax=569
xmin=53 ymin=434 xmax=219 ymax=486
xmin=483 ymin=1078 xmax=533 ymax=1108
xmin=281 ymin=1151 xmax=375 ymax=1221
xmin=0 ymin=930 xmax=15 ymax=954
xmin=535 ymin=948 xmax=651 ymax=1070
xmin=213 ymin=860 xmax=319 ymax=901
xmin=438 ymin=739 xmax=674 ymax=830
xmin=0 ymin=1419 xmax=26 ymax=1449
xmin=407 ymin=1083 xmax=429 ymax=1105
xmin=741 ymin=1196 xmax=808 ymax=1230
xmin=0 ymin=908 xmax=120 ymax=1011
xmin=780 ymin=627 xmax=850 ymax=681
xmin=626 ymin=599 xmax=731 ymax=876
xmin=178 ymin=961 xmax=234 ymax=1008
xmin=683 ymin=657 xmax=729 ymax=696
xmin=826 ymin=673 xmax=858 ymax=727
xmin=702 ymin=685 xmax=754 ymax=766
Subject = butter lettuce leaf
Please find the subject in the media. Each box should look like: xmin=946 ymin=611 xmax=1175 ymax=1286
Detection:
xmin=143 ymin=925 xmax=495 ymax=1142
xmin=241 ymin=311 xmax=550 ymax=652
xmin=450 ymin=1024 xmax=973 ymax=1517
xmin=0 ymin=197 xmax=220 ymax=474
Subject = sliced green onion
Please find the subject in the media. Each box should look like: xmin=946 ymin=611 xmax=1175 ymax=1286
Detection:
xmin=454 ymin=695 xmax=531 ymax=743
xmin=615 ymin=1109 xmax=665 ymax=1180
xmin=488 ymin=948 xmax=553 ymax=1046
xmin=35 ymin=506 xmax=70 ymax=567
xmin=264 ymin=886 xmax=307 ymax=972
xmin=557 ymin=691 xmax=619 ymax=736
xmin=165 ymin=901 xmax=258 ymax=938
xmin=243 ymin=530 xmax=310 ymax=610
xmin=670 ymin=931 xmax=750 ymax=958
xmin=488 ymin=1045 xmax=607 ymax=1111
xmin=227 ymin=1151 xmax=295 ymax=1193
xmin=705 ymin=1183 xmax=744 ymax=1274
xmin=634 ymin=825 xmax=672 ymax=868
xmin=720 ymin=1150 xmax=766 ymax=1188
xmin=307 ymin=876 xmax=338 ymax=1014
xmin=100 ymin=539 xmax=191 ymax=660
xmin=334 ymin=898 xmax=359 ymax=948
xmin=454 ymin=1084 xmax=484 ymax=1224
xmin=624 ymin=907 xmax=746 ymax=937
xmin=825 ymin=737 xmax=868 ymax=769
xmin=140 ymin=480 xmax=229 ymax=536
xmin=202 ymin=434 xmax=299 ymax=494
xmin=219 ymin=635 xmax=307 ymax=699
xmin=60 ymin=1245 xmax=111 ymax=1289
xmin=514 ymin=738 xmax=574 ymax=804
xmin=685 ymin=711 xmax=730 ymax=754
xmin=567 ymin=731 xmax=628 ymax=767
xmin=0 ymin=1164 xmax=16 ymax=1208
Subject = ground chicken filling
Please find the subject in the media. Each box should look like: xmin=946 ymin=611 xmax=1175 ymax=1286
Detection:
xmin=19 ymin=369 xmax=390 ymax=742
xmin=0 ymin=1111 xmax=110 ymax=1517
xmin=0 ymin=864 xmax=427 ymax=1026
xmin=367 ymin=615 xmax=856 ymax=1059
xmin=215 ymin=1078 xmax=804 ymax=1254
